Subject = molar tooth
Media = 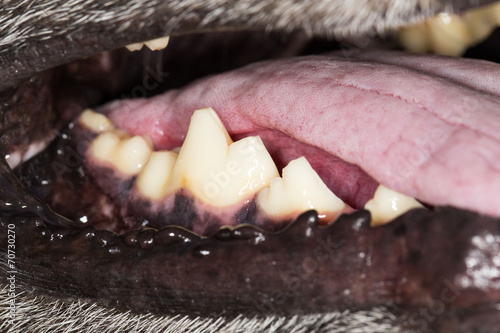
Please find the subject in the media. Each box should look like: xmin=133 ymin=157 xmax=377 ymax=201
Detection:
xmin=136 ymin=151 xmax=177 ymax=200
xmin=113 ymin=136 xmax=153 ymax=176
xmin=79 ymin=109 xmax=114 ymax=133
xmin=398 ymin=22 xmax=429 ymax=54
xmin=257 ymin=157 xmax=346 ymax=222
xmin=364 ymin=185 xmax=424 ymax=227
xmin=427 ymin=13 xmax=472 ymax=56
xmin=166 ymin=107 xmax=279 ymax=206
xmin=144 ymin=36 xmax=170 ymax=51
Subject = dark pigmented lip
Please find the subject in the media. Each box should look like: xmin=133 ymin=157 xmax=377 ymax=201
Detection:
xmin=2 ymin=1 xmax=500 ymax=332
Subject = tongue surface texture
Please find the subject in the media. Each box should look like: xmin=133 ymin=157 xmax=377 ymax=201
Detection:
xmin=100 ymin=51 xmax=500 ymax=218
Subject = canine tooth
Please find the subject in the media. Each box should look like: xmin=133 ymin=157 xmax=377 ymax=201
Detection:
xmin=427 ymin=13 xmax=472 ymax=56
xmin=465 ymin=3 xmax=500 ymax=41
xmin=398 ymin=22 xmax=429 ymax=54
xmin=166 ymin=108 xmax=279 ymax=206
xmin=79 ymin=109 xmax=114 ymax=132
xmin=257 ymin=157 xmax=346 ymax=222
xmin=136 ymin=151 xmax=177 ymax=200
xmin=91 ymin=132 xmax=122 ymax=165
xmin=125 ymin=42 xmax=145 ymax=52
xmin=113 ymin=136 xmax=153 ymax=176
xmin=364 ymin=185 xmax=424 ymax=227
xmin=144 ymin=36 xmax=170 ymax=51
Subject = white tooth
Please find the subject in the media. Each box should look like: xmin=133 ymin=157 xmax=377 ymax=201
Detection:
xmin=398 ymin=22 xmax=430 ymax=54
xmin=79 ymin=109 xmax=114 ymax=133
xmin=112 ymin=136 xmax=153 ymax=176
xmin=257 ymin=157 xmax=346 ymax=222
xmin=125 ymin=42 xmax=145 ymax=52
xmin=144 ymin=36 xmax=170 ymax=51
xmin=136 ymin=151 xmax=177 ymax=200
xmin=166 ymin=107 xmax=279 ymax=206
xmin=427 ymin=13 xmax=472 ymax=56
xmin=364 ymin=185 xmax=424 ymax=227
xmin=91 ymin=132 xmax=122 ymax=165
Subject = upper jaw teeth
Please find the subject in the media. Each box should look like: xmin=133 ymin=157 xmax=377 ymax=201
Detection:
xmin=398 ymin=2 xmax=500 ymax=56
xmin=125 ymin=36 xmax=170 ymax=52
xmin=81 ymin=108 xmax=423 ymax=227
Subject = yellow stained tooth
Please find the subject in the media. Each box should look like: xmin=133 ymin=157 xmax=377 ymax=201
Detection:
xmin=136 ymin=151 xmax=177 ymax=200
xmin=166 ymin=107 xmax=279 ymax=206
xmin=257 ymin=157 xmax=345 ymax=222
xmin=113 ymin=136 xmax=153 ymax=176
xmin=398 ymin=22 xmax=429 ymax=54
xmin=427 ymin=13 xmax=472 ymax=56
xmin=79 ymin=109 xmax=114 ymax=133
xmin=144 ymin=36 xmax=170 ymax=51
xmin=365 ymin=185 xmax=424 ymax=227
xmin=91 ymin=132 xmax=122 ymax=165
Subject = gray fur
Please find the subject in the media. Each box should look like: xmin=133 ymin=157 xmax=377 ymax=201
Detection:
xmin=0 ymin=0 xmax=481 ymax=53
xmin=0 ymin=286 xmax=407 ymax=333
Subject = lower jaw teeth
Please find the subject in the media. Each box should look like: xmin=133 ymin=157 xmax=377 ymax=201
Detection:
xmin=80 ymin=107 xmax=424 ymax=232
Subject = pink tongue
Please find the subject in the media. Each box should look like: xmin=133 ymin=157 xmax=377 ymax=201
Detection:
xmin=100 ymin=51 xmax=500 ymax=218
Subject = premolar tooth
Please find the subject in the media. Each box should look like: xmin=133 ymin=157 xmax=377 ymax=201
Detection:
xmin=113 ymin=136 xmax=153 ymax=176
xmin=144 ymin=36 xmax=170 ymax=51
xmin=166 ymin=107 xmax=279 ymax=206
xmin=257 ymin=157 xmax=346 ymax=222
xmin=136 ymin=151 xmax=177 ymax=200
xmin=79 ymin=109 xmax=114 ymax=132
xmin=91 ymin=132 xmax=122 ymax=165
xmin=364 ymin=185 xmax=424 ymax=227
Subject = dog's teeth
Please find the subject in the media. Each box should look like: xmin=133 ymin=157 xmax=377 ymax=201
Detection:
xmin=91 ymin=132 xmax=122 ymax=165
xmin=79 ymin=109 xmax=114 ymax=132
xmin=364 ymin=185 xmax=424 ymax=227
xmin=399 ymin=2 xmax=500 ymax=56
xmin=465 ymin=2 xmax=500 ymax=41
xmin=144 ymin=36 xmax=170 ymax=51
xmin=113 ymin=136 xmax=153 ymax=176
xmin=91 ymin=131 xmax=153 ymax=176
xmin=125 ymin=36 xmax=170 ymax=52
xmin=136 ymin=151 xmax=177 ymax=200
xmin=125 ymin=42 xmax=145 ymax=52
xmin=166 ymin=107 xmax=279 ymax=206
xmin=398 ymin=22 xmax=429 ymax=54
xmin=426 ymin=13 xmax=472 ymax=56
xmin=257 ymin=157 xmax=346 ymax=223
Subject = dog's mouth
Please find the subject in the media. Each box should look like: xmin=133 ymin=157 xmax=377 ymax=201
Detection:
xmin=2 ymin=1 xmax=500 ymax=331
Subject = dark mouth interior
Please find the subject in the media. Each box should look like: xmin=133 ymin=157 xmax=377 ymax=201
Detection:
xmin=5 ymin=26 xmax=500 ymax=236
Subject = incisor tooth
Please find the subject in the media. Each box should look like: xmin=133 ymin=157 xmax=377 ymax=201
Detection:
xmin=364 ymin=185 xmax=424 ymax=227
xmin=166 ymin=107 xmax=279 ymax=206
xmin=79 ymin=109 xmax=114 ymax=132
xmin=125 ymin=42 xmax=145 ymax=52
xmin=136 ymin=151 xmax=177 ymax=200
xmin=257 ymin=157 xmax=346 ymax=222
xmin=144 ymin=36 xmax=170 ymax=51
xmin=113 ymin=136 xmax=153 ymax=176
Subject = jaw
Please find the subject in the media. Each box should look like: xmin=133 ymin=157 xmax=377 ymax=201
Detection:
xmin=2 ymin=1 xmax=500 ymax=332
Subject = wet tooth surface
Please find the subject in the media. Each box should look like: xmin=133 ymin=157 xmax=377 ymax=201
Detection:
xmin=79 ymin=109 xmax=114 ymax=133
xmin=365 ymin=185 xmax=424 ymax=226
xmin=166 ymin=107 xmax=279 ymax=206
xmin=136 ymin=151 xmax=178 ymax=200
xmin=257 ymin=157 xmax=346 ymax=223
